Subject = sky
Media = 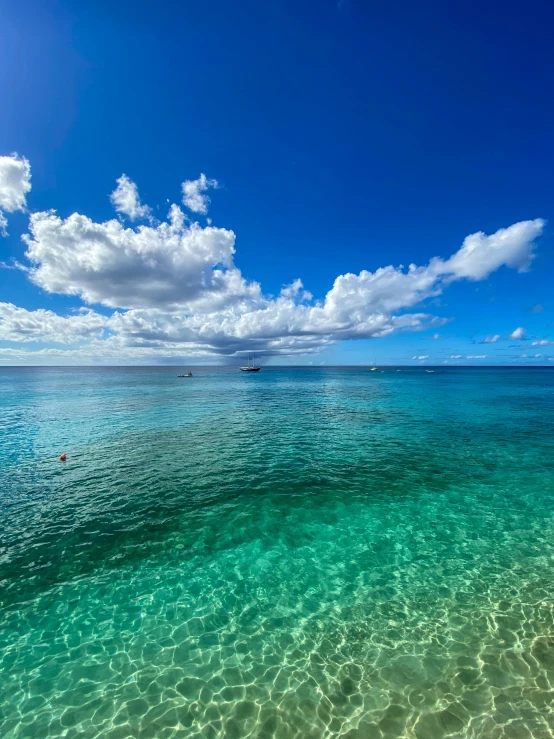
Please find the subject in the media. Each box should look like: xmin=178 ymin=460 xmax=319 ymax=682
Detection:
xmin=1 ymin=0 xmax=554 ymax=366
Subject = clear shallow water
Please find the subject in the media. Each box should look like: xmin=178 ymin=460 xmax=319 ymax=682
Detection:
xmin=1 ymin=367 xmax=554 ymax=739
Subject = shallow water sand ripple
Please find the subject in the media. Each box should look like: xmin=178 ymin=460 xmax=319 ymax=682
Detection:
xmin=1 ymin=367 xmax=554 ymax=738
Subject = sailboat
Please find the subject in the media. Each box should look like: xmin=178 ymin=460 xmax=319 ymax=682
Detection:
xmin=240 ymin=353 xmax=261 ymax=372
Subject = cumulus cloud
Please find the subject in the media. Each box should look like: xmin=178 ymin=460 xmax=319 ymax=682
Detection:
xmin=480 ymin=334 xmax=500 ymax=343
xmin=182 ymin=173 xmax=218 ymax=214
xmin=412 ymin=355 xmax=428 ymax=360
xmin=531 ymin=339 xmax=554 ymax=346
xmin=23 ymin=207 xmax=238 ymax=309
xmin=509 ymin=327 xmax=526 ymax=340
xmin=440 ymin=219 xmax=543 ymax=279
xmin=3 ymin=167 xmax=547 ymax=361
xmin=280 ymin=279 xmax=313 ymax=302
xmin=20 ymin=209 xmax=546 ymax=356
xmin=110 ymin=175 xmax=151 ymax=221
xmin=0 ymin=153 xmax=32 ymax=235
xmin=0 ymin=154 xmax=31 ymax=212
xmin=0 ymin=303 xmax=106 ymax=344
xmin=450 ymin=355 xmax=462 ymax=359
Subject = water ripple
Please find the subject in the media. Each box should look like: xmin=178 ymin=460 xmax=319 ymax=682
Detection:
xmin=1 ymin=367 xmax=554 ymax=738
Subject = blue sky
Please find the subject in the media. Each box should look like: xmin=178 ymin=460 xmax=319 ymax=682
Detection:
xmin=1 ymin=0 xmax=553 ymax=364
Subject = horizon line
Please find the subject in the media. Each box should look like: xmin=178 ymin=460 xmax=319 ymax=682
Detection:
xmin=1 ymin=364 xmax=553 ymax=369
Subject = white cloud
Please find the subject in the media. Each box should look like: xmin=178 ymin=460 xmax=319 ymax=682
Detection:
xmin=280 ymin=279 xmax=312 ymax=301
xmin=0 ymin=153 xmax=32 ymax=236
xmin=181 ymin=173 xmax=218 ymax=214
xmin=19 ymin=209 xmax=546 ymax=355
xmin=531 ymin=339 xmax=554 ymax=346
xmin=110 ymin=174 xmax=151 ymax=221
xmin=440 ymin=219 xmax=543 ymax=280
xmin=509 ymin=327 xmax=526 ymax=340
xmin=3 ymin=167 xmax=547 ymax=361
xmin=0 ymin=303 xmax=106 ymax=344
xmin=467 ymin=355 xmax=486 ymax=359
xmin=23 ymin=206 xmax=238 ymax=309
xmin=0 ymin=153 xmax=31 ymax=212
xmin=412 ymin=355 xmax=428 ymax=360
xmin=481 ymin=334 xmax=500 ymax=343
xmin=450 ymin=354 xmax=462 ymax=359
xmin=432 ymin=333 xmax=441 ymax=339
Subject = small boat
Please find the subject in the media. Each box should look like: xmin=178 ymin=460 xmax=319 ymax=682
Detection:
xmin=370 ymin=367 xmax=378 ymax=371
xmin=177 ymin=371 xmax=193 ymax=377
xmin=240 ymin=353 xmax=261 ymax=372
xmin=425 ymin=370 xmax=435 ymax=373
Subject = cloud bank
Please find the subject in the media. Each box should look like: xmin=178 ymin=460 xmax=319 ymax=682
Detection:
xmin=0 ymin=160 xmax=547 ymax=363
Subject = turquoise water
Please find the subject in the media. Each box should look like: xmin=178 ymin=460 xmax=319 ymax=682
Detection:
xmin=1 ymin=367 xmax=554 ymax=739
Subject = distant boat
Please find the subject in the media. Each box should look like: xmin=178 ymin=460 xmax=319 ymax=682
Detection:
xmin=177 ymin=371 xmax=193 ymax=377
xmin=240 ymin=353 xmax=261 ymax=372
xmin=425 ymin=370 xmax=435 ymax=373
xmin=370 ymin=367 xmax=378 ymax=371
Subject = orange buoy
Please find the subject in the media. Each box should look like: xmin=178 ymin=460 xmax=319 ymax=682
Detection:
xmin=60 ymin=454 xmax=67 ymax=461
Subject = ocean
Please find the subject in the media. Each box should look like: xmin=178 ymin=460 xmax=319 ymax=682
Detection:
xmin=1 ymin=366 xmax=553 ymax=738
